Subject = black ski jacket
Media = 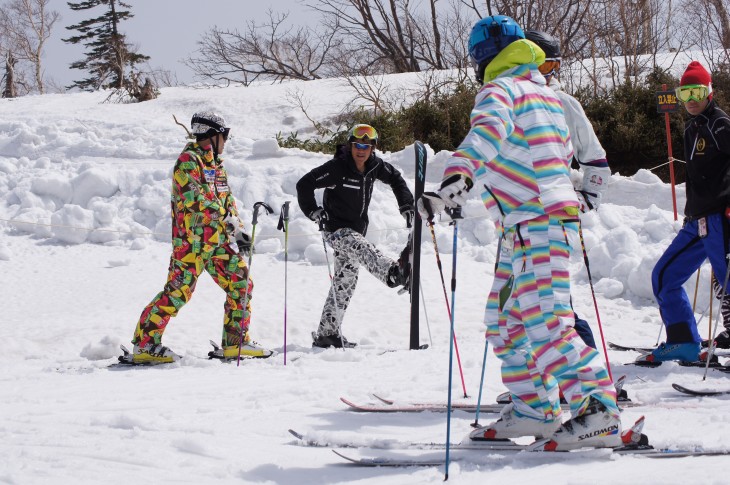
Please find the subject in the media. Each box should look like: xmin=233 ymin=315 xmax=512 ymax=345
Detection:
xmin=684 ymin=100 xmax=730 ymax=218
xmin=296 ymin=145 xmax=414 ymax=235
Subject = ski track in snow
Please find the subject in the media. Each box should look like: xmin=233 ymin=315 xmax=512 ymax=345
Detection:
xmin=1 ymin=73 xmax=729 ymax=484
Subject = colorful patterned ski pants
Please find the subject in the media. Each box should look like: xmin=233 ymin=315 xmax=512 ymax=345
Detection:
xmin=133 ymin=243 xmax=253 ymax=348
xmin=485 ymin=215 xmax=619 ymax=421
xmin=318 ymin=228 xmax=394 ymax=336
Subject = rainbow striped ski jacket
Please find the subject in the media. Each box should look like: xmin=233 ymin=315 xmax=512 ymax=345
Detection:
xmin=444 ymin=39 xmax=579 ymax=230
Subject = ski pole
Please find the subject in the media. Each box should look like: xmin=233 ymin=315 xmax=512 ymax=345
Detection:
xmin=471 ymin=337 xmax=489 ymax=428
xmin=709 ymin=270 xmax=714 ymax=342
xmin=320 ymin=219 xmax=345 ymax=349
xmin=576 ymin=223 xmax=613 ymax=381
xmin=444 ymin=206 xmax=462 ymax=481
xmin=472 ymin=231 xmax=506 ymax=428
xmin=692 ymin=268 xmax=701 ymax=312
xmin=426 ymin=219 xmax=468 ymax=398
xmin=237 ymin=201 xmax=274 ymax=366
xmin=704 ymin=253 xmax=730 ymax=380
xmin=419 ymin=284 xmax=434 ymax=348
xmin=277 ymin=201 xmax=291 ymax=365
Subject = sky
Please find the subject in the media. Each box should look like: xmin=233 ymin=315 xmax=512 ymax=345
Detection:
xmin=44 ymin=0 xmax=317 ymax=88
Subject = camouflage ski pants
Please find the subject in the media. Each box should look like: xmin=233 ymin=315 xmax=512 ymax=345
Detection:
xmin=317 ymin=228 xmax=395 ymax=336
xmin=485 ymin=215 xmax=619 ymax=422
xmin=133 ymin=243 xmax=253 ymax=348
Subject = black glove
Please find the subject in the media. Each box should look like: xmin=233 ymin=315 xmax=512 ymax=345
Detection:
xmin=400 ymin=205 xmax=415 ymax=228
xmin=309 ymin=207 xmax=327 ymax=222
xmin=235 ymin=232 xmax=252 ymax=255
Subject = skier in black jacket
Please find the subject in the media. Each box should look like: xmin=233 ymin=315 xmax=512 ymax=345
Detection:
xmin=296 ymin=124 xmax=414 ymax=348
xmin=640 ymin=61 xmax=730 ymax=364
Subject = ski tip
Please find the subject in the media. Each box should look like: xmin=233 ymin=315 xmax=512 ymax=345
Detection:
xmin=288 ymin=429 xmax=304 ymax=440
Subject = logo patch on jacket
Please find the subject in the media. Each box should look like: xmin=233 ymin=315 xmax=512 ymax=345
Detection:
xmin=215 ymin=173 xmax=229 ymax=193
xmin=203 ymin=169 xmax=216 ymax=183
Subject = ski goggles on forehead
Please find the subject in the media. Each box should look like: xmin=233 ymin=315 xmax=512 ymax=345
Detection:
xmin=538 ymin=59 xmax=561 ymax=77
xmin=350 ymin=124 xmax=378 ymax=141
xmin=352 ymin=141 xmax=373 ymax=150
xmin=676 ymin=84 xmax=711 ymax=103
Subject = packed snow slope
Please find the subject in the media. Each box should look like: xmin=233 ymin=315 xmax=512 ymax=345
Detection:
xmin=1 ymin=72 xmax=729 ymax=484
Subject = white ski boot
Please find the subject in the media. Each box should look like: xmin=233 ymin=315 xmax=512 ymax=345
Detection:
xmin=469 ymin=403 xmax=561 ymax=441
xmin=528 ymin=397 xmax=622 ymax=451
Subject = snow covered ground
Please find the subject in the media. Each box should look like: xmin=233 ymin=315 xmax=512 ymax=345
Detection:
xmin=2 ymin=72 xmax=729 ymax=484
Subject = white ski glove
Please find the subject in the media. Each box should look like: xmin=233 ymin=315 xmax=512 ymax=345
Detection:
xmin=438 ymin=174 xmax=473 ymax=208
xmin=576 ymin=190 xmax=602 ymax=213
xmin=577 ymin=166 xmax=607 ymax=212
xmin=417 ymin=174 xmax=473 ymax=221
xmin=224 ymin=214 xmax=252 ymax=255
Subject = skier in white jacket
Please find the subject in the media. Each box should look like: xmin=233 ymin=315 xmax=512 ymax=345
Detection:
xmin=525 ymin=30 xmax=611 ymax=350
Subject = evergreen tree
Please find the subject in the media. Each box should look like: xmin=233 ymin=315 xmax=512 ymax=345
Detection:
xmin=63 ymin=0 xmax=149 ymax=91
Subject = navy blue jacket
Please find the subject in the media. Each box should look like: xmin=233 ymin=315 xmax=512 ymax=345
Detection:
xmin=296 ymin=145 xmax=413 ymax=235
xmin=684 ymin=100 xmax=730 ymax=218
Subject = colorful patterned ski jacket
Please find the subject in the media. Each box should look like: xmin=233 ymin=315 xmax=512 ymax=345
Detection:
xmin=443 ymin=39 xmax=578 ymax=230
xmin=170 ymin=142 xmax=237 ymax=260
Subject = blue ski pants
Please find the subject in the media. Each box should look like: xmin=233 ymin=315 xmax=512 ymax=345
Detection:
xmin=652 ymin=213 xmax=729 ymax=343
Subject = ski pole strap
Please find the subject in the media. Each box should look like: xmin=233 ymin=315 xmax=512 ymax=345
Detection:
xmin=278 ymin=201 xmax=290 ymax=232
xmin=446 ymin=206 xmax=463 ymax=221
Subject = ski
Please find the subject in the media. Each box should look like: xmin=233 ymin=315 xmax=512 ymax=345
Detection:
xmin=340 ymin=397 xmax=492 ymax=413
xmin=609 ymin=342 xmax=655 ymax=353
xmin=330 ymin=446 xmax=730 ymax=466
xmin=289 ymin=429 xmax=525 ymax=451
xmin=672 ymin=383 xmax=730 ymax=396
xmin=409 ymin=140 xmax=427 ymax=350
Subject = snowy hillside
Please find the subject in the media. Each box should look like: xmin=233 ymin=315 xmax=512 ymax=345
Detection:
xmin=1 ymin=73 xmax=729 ymax=484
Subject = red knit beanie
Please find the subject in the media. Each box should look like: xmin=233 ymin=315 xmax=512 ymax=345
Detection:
xmin=680 ymin=61 xmax=713 ymax=98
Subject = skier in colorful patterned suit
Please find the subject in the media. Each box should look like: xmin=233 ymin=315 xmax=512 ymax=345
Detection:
xmin=418 ymin=16 xmax=622 ymax=450
xmin=126 ymin=112 xmax=272 ymax=364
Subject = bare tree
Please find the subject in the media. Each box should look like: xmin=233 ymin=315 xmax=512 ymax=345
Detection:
xmin=1 ymin=0 xmax=58 ymax=93
xmin=185 ymin=10 xmax=339 ymax=85
xmin=3 ymin=51 xmax=18 ymax=97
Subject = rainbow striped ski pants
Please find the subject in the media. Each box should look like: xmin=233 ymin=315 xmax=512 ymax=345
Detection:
xmin=484 ymin=214 xmax=618 ymax=421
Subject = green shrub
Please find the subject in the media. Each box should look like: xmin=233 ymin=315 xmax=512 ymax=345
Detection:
xmin=279 ymin=64 xmax=730 ymax=184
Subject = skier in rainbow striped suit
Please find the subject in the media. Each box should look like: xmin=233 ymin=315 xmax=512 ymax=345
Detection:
xmin=418 ymin=16 xmax=622 ymax=450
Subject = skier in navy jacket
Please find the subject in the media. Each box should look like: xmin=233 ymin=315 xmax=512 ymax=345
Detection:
xmin=296 ymin=124 xmax=414 ymax=348
xmin=640 ymin=61 xmax=730 ymax=364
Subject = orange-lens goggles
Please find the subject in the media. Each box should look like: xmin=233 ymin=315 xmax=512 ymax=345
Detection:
xmin=350 ymin=124 xmax=378 ymax=141
xmin=538 ymin=59 xmax=561 ymax=77
xmin=676 ymin=84 xmax=710 ymax=103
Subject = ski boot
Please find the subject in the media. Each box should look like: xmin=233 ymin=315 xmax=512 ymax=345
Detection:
xmin=312 ymin=332 xmax=357 ymax=349
xmin=529 ymin=397 xmax=621 ymax=451
xmin=119 ymin=342 xmax=181 ymax=365
xmin=208 ymin=339 xmax=274 ymax=360
xmin=469 ymin=403 xmax=561 ymax=441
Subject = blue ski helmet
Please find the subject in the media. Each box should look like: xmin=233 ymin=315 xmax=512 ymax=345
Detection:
xmin=469 ymin=15 xmax=524 ymax=82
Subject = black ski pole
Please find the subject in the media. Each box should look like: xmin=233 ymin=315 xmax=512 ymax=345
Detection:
xmin=277 ymin=201 xmax=291 ymax=365
xmin=237 ymin=201 xmax=274 ymax=366
xmin=319 ymin=216 xmax=345 ymax=349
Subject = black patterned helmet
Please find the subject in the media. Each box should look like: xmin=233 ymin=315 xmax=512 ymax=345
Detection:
xmin=190 ymin=111 xmax=230 ymax=140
